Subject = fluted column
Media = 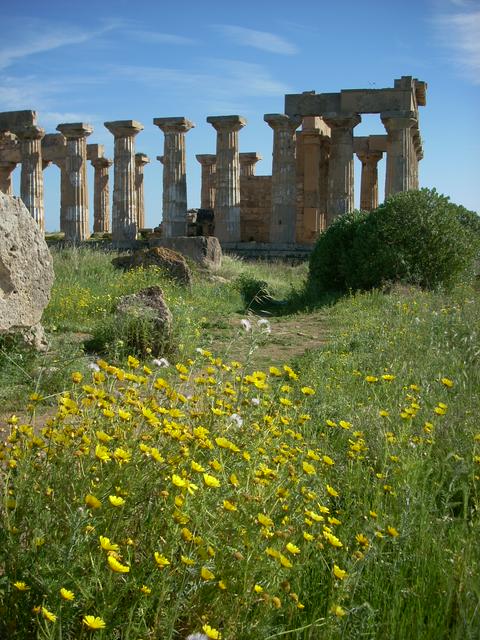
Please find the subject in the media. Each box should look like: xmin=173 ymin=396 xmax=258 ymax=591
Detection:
xmin=357 ymin=151 xmax=383 ymax=211
xmin=91 ymin=157 xmax=112 ymax=233
xmin=56 ymin=123 xmax=93 ymax=242
xmin=153 ymin=117 xmax=194 ymax=237
xmin=0 ymin=161 xmax=16 ymax=195
xmin=207 ymin=115 xmax=246 ymax=243
xmin=17 ymin=125 xmax=45 ymax=231
xmin=104 ymin=120 xmax=144 ymax=246
xmin=135 ymin=153 xmax=150 ymax=229
xmin=381 ymin=111 xmax=417 ymax=197
xmin=196 ymin=154 xmax=216 ymax=209
xmin=323 ymin=114 xmax=361 ymax=225
xmin=239 ymin=152 xmax=262 ymax=177
xmin=264 ymin=114 xmax=300 ymax=244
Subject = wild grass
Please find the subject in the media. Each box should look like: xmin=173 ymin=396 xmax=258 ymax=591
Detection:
xmin=0 ymin=248 xmax=479 ymax=639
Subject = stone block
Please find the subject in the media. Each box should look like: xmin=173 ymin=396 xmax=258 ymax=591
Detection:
xmin=0 ymin=193 xmax=54 ymax=344
xmin=148 ymin=236 xmax=222 ymax=268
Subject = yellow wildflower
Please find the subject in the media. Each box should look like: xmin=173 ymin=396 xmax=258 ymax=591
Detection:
xmin=285 ymin=542 xmax=300 ymax=555
xmin=257 ymin=513 xmax=274 ymax=527
xmin=203 ymin=473 xmax=221 ymax=488
xmin=333 ymin=564 xmax=348 ymax=580
xmin=60 ymin=588 xmax=75 ymax=601
xmin=201 ymin=566 xmax=216 ymax=580
xmin=326 ymin=484 xmax=339 ymax=497
xmin=441 ymin=377 xmax=454 ymax=388
xmin=202 ymin=623 xmax=222 ymax=639
xmin=331 ymin=604 xmax=347 ymax=617
xmin=107 ymin=556 xmax=129 ymax=573
xmin=42 ymin=607 xmax=57 ymax=622
xmin=387 ymin=526 xmax=399 ymax=537
xmin=140 ymin=585 xmax=151 ymax=595
xmin=85 ymin=494 xmax=102 ymax=509
xmin=108 ymin=495 xmax=125 ymax=507
xmin=154 ymin=552 xmax=170 ymax=567
xmin=13 ymin=581 xmax=29 ymax=591
xmin=302 ymin=461 xmax=316 ymax=475
xmin=99 ymin=536 xmax=119 ymax=552
xmin=223 ymin=500 xmax=237 ymax=512
xmin=83 ymin=615 xmax=106 ymax=630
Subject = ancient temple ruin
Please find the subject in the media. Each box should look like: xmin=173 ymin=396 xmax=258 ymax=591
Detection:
xmin=0 ymin=76 xmax=426 ymax=252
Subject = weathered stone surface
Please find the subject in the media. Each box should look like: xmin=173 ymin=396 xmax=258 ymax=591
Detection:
xmin=112 ymin=247 xmax=192 ymax=286
xmin=149 ymin=236 xmax=222 ymax=268
xmin=116 ymin=285 xmax=172 ymax=356
xmin=0 ymin=193 xmax=54 ymax=342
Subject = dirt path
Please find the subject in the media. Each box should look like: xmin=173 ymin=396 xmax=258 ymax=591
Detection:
xmin=206 ymin=309 xmax=330 ymax=370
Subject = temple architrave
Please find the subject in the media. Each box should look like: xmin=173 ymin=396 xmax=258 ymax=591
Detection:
xmin=0 ymin=76 xmax=426 ymax=252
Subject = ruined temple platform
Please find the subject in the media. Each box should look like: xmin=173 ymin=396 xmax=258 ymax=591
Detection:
xmin=221 ymin=242 xmax=313 ymax=262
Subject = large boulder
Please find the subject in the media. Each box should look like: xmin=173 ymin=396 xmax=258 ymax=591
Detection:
xmin=112 ymin=247 xmax=192 ymax=286
xmin=0 ymin=193 xmax=54 ymax=349
xmin=115 ymin=285 xmax=173 ymax=356
xmin=149 ymin=235 xmax=222 ymax=268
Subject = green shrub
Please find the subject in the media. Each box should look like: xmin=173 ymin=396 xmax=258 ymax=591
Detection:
xmin=308 ymin=189 xmax=479 ymax=295
xmin=234 ymin=273 xmax=274 ymax=309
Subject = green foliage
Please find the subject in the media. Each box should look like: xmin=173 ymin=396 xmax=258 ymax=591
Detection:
xmin=234 ymin=273 xmax=274 ymax=309
xmin=308 ymin=189 xmax=480 ymax=296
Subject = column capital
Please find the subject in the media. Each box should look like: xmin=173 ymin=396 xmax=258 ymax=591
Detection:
xmin=16 ymin=125 xmax=45 ymax=141
xmin=240 ymin=152 xmax=262 ymax=163
xmin=196 ymin=154 xmax=216 ymax=166
xmin=91 ymin=157 xmax=112 ymax=169
xmin=264 ymin=113 xmax=301 ymax=130
xmin=153 ymin=117 xmax=195 ymax=133
xmin=135 ymin=152 xmax=150 ymax=167
xmin=87 ymin=143 xmax=105 ymax=162
xmin=356 ymin=150 xmax=383 ymax=165
xmin=381 ymin=110 xmax=417 ymax=130
xmin=104 ymin=120 xmax=144 ymax=137
xmin=322 ymin=113 xmax=361 ymax=130
xmin=156 ymin=155 xmax=164 ymax=164
xmin=206 ymin=115 xmax=247 ymax=132
xmin=56 ymin=123 xmax=93 ymax=139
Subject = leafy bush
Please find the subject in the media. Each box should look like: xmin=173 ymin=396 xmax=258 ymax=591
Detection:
xmin=308 ymin=189 xmax=480 ymax=295
xmin=234 ymin=273 xmax=274 ymax=309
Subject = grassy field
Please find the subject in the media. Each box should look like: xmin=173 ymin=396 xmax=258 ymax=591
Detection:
xmin=0 ymin=248 xmax=479 ymax=639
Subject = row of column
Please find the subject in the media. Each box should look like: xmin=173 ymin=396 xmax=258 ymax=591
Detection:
xmin=2 ymin=110 xmax=422 ymax=245
xmin=0 ymin=122 xmax=151 ymax=243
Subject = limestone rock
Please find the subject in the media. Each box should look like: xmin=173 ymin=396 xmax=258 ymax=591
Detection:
xmin=116 ymin=285 xmax=173 ymax=356
xmin=149 ymin=235 xmax=222 ymax=268
xmin=0 ymin=193 xmax=54 ymax=344
xmin=112 ymin=247 xmax=192 ymax=286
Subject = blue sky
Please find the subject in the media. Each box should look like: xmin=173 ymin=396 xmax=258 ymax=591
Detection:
xmin=1 ymin=0 xmax=479 ymax=231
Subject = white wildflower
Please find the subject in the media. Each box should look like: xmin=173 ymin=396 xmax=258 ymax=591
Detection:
xmin=240 ymin=318 xmax=252 ymax=332
xmin=152 ymin=357 xmax=170 ymax=368
xmin=88 ymin=362 xmax=100 ymax=372
xmin=251 ymin=397 xmax=260 ymax=406
xmin=229 ymin=413 xmax=243 ymax=427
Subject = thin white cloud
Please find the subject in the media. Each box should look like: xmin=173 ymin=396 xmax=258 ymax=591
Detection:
xmin=124 ymin=29 xmax=197 ymax=46
xmin=434 ymin=9 xmax=480 ymax=83
xmin=0 ymin=18 xmax=121 ymax=70
xmin=212 ymin=24 xmax=298 ymax=55
xmin=113 ymin=59 xmax=291 ymax=99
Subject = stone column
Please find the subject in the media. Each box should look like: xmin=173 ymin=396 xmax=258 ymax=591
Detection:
xmin=17 ymin=125 xmax=45 ymax=231
xmin=356 ymin=151 xmax=383 ymax=211
xmin=381 ymin=111 xmax=417 ymax=197
xmin=264 ymin=113 xmax=300 ymax=244
xmin=239 ymin=152 xmax=262 ymax=177
xmin=153 ymin=117 xmax=194 ymax=237
xmin=91 ymin=157 xmax=112 ymax=233
xmin=104 ymin=120 xmax=144 ymax=246
xmin=0 ymin=161 xmax=16 ymax=195
xmin=135 ymin=153 xmax=149 ymax=229
xmin=206 ymin=115 xmax=246 ymax=243
xmin=56 ymin=123 xmax=93 ymax=242
xmin=196 ymin=154 xmax=216 ymax=210
xmin=323 ymin=114 xmax=361 ymax=225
